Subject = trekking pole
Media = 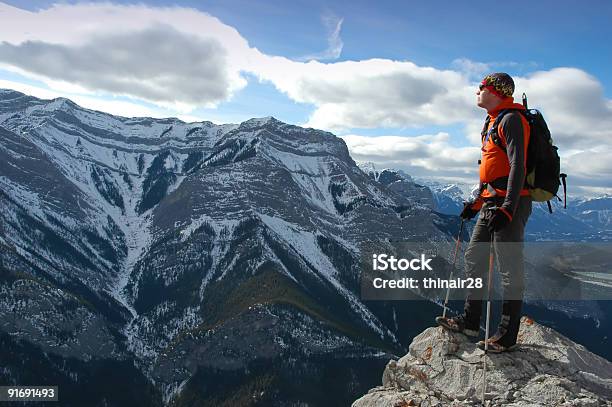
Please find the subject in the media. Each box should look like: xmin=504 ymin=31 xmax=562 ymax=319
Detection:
xmin=482 ymin=225 xmax=496 ymax=404
xmin=442 ymin=219 xmax=465 ymax=319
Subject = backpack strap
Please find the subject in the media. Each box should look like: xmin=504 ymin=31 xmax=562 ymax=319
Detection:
xmin=484 ymin=109 xmax=519 ymax=152
xmin=483 ymin=109 xmax=531 ymax=191
xmin=481 ymin=115 xmax=491 ymax=141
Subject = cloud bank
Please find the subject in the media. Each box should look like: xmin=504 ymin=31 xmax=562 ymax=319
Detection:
xmin=0 ymin=2 xmax=609 ymax=195
xmin=0 ymin=25 xmax=230 ymax=107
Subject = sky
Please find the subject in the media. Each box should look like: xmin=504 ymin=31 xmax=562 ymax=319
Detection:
xmin=0 ymin=0 xmax=611 ymax=197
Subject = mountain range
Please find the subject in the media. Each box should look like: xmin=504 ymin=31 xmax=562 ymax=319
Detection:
xmin=0 ymin=89 xmax=609 ymax=406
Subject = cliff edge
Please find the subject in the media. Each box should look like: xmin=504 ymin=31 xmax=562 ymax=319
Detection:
xmin=353 ymin=317 xmax=612 ymax=406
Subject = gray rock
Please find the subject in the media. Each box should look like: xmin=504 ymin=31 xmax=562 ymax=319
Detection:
xmin=353 ymin=317 xmax=612 ymax=406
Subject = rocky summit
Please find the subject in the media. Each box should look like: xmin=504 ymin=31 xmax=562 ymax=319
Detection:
xmin=353 ymin=316 xmax=612 ymax=406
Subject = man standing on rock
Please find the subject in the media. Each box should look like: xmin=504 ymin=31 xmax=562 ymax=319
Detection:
xmin=436 ymin=73 xmax=532 ymax=353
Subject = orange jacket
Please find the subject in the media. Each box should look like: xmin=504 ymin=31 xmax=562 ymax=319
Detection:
xmin=479 ymin=98 xmax=531 ymax=201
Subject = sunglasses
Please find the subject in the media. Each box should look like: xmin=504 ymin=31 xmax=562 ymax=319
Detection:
xmin=478 ymin=84 xmax=486 ymax=91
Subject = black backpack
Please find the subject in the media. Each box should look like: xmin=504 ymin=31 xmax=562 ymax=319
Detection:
xmin=484 ymin=93 xmax=567 ymax=213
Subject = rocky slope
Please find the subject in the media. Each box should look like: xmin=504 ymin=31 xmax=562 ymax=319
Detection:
xmin=0 ymin=89 xmax=452 ymax=405
xmin=353 ymin=317 xmax=612 ymax=406
xmin=1 ymin=89 xmax=609 ymax=405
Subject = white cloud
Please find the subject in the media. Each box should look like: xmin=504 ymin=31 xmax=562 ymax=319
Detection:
xmin=0 ymin=26 xmax=231 ymax=106
xmin=451 ymin=58 xmax=491 ymax=80
xmin=337 ymin=67 xmax=612 ymax=194
xmin=340 ymin=133 xmax=480 ymax=182
xmin=298 ymin=13 xmax=344 ymax=61
xmin=0 ymin=2 xmax=252 ymax=109
xmin=563 ymin=146 xmax=612 ymax=190
xmin=0 ymin=2 xmax=482 ymax=130
xmin=248 ymin=57 xmax=481 ymax=131
xmin=341 ymin=129 xmax=612 ymax=197
xmin=513 ymin=68 xmax=612 ymax=149
xmin=0 ymin=3 xmax=609 ymax=196
xmin=451 ymin=58 xmax=539 ymax=81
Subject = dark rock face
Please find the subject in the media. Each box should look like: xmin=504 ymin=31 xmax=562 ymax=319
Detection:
xmin=0 ymin=90 xmax=450 ymax=405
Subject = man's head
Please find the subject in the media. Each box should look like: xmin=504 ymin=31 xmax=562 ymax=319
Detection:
xmin=476 ymin=72 xmax=515 ymax=112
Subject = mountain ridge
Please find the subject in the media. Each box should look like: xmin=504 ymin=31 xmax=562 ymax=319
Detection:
xmin=1 ymin=88 xmax=449 ymax=405
xmin=1 ymin=89 xmax=610 ymax=405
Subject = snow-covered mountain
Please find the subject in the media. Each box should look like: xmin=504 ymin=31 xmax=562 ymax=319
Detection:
xmin=360 ymin=163 xmax=611 ymax=242
xmin=357 ymin=163 xmax=611 ymax=359
xmin=0 ymin=89 xmax=455 ymax=406
xmin=1 ymin=90 xmax=609 ymax=405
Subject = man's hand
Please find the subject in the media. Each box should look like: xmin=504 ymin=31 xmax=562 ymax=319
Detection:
xmin=460 ymin=201 xmax=480 ymax=220
xmin=486 ymin=207 xmax=513 ymax=233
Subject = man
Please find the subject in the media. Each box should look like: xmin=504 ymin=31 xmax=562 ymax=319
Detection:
xmin=436 ymin=72 xmax=532 ymax=353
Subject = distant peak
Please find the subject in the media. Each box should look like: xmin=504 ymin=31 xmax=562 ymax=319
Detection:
xmin=53 ymin=96 xmax=73 ymax=104
xmin=242 ymin=116 xmax=279 ymax=126
xmin=357 ymin=161 xmax=378 ymax=173
xmin=46 ymin=96 xmax=78 ymax=111
xmin=0 ymin=88 xmax=27 ymax=99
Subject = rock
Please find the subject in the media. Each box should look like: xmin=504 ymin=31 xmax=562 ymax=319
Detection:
xmin=353 ymin=317 xmax=612 ymax=406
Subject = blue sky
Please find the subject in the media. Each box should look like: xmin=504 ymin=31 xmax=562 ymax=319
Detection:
xmin=1 ymin=0 xmax=611 ymax=195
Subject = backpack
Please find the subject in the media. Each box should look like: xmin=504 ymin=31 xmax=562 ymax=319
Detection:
xmin=483 ymin=93 xmax=567 ymax=213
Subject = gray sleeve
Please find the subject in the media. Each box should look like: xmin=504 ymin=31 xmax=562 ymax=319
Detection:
xmin=500 ymin=113 xmax=525 ymax=216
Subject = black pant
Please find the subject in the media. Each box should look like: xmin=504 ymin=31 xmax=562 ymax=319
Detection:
xmin=462 ymin=196 xmax=532 ymax=347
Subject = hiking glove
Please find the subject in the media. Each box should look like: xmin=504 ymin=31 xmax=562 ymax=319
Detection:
xmin=460 ymin=201 xmax=479 ymax=220
xmin=486 ymin=207 xmax=512 ymax=233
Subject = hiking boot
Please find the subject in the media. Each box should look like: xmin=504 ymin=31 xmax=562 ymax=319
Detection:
xmin=435 ymin=315 xmax=479 ymax=337
xmin=477 ymin=334 xmax=518 ymax=353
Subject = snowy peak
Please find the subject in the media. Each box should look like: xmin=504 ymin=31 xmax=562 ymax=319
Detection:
xmin=1 ymin=88 xmax=458 ymax=406
xmin=0 ymin=88 xmax=32 ymax=99
xmin=43 ymin=96 xmax=79 ymax=111
xmin=357 ymin=163 xmax=435 ymax=210
xmin=0 ymin=89 xmax=350 ymax=159
xmin=357 ymin=162 xmax=407 ymax=183
xmin=0 ymin=88 xmax=235 ymax=144
xmin=240 ymin=116 xmax=277 ymax=127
